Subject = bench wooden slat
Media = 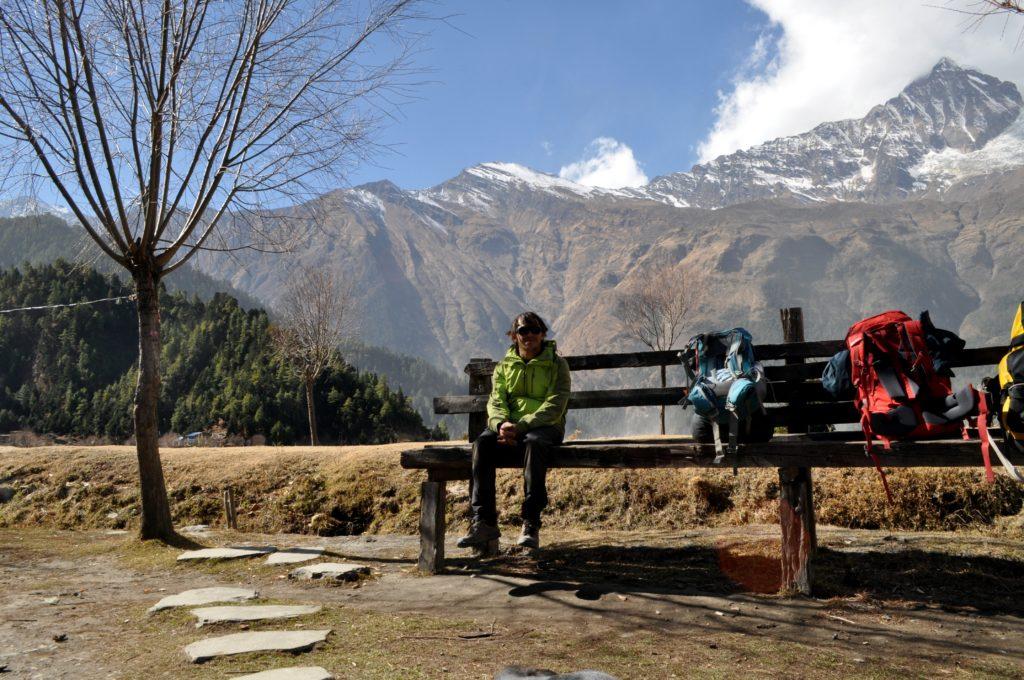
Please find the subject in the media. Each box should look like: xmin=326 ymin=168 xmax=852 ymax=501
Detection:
xmin=464 ymin=345 xmax=1006 ymax=377
xmin=401 ymin=438 xmax=1018 ymax=471
xmin=434 ymin=382 xmax=844 ymax=414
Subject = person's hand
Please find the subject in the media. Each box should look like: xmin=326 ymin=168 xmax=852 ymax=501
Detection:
xmin=497 ymin=421 xmax=518 ymax=446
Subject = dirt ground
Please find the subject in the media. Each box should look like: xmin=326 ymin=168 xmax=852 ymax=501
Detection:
xmin=2 ymin=525 xmax=1023 ymax=679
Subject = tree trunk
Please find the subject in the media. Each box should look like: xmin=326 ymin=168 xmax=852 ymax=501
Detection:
xmin=133 ymin=267 xmax=175 ymax=540
xmin=659 ymin=364 xmax=667 ymax=435
xmin=305 ymin=376 xmax=319 ymax=445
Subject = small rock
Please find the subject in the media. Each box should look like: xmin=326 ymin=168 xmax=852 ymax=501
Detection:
xmin=176 ymin=547 xmax=275 ymax=562
xmin=0 ymin=486 xmax=15 ymax=503
xmin=289 ymin=563 xmax=369 ymax=581
xmin=149 ymin=587 xmax=258 ymax=613
xmin=708 ymin=643 xmax=718 ymax=649
xmin=266 ymin=547 xmax=325 ymax=565
xmin=52 ymin=633 xmax=67 ymax=643
xmin=233 ymin=668 xmax=335 ymax=680
xmin=832 ymin=633 xmax=840 ymax=640
xmin=105 ymin=512 xmax=118 ymax=520
xmin=183 ymin=629 xmax=331 ymax=663
xmin=190 ymin=605 xmax=322 ymax=627
xmin=43 ymin=597 xmax=59 ymax=605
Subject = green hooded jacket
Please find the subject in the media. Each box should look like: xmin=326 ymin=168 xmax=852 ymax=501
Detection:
xmin=487 ymin=340 xmax=571 ymax=433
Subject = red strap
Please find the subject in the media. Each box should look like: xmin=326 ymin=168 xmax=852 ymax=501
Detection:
xmin=977 ymin=387 xmax=995 ymax=483
xmin=869 ymin=449 xmax=894 ymax=504
xmin=860 ymin=406 xmax=895 ymax=504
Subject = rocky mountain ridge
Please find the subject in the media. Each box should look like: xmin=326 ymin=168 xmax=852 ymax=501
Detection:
xmin=5 ymin=59 xmax=1023 ymax=397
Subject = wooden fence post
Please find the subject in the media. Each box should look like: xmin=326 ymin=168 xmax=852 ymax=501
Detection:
xmin=778 ymin=307 xmax=817 ymax=595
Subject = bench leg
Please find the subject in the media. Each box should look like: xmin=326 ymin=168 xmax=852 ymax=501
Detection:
xmin=779 ymin=466 xmax=817 ymax=595
xmin=418 ymin=478 xmax=446 ymax=574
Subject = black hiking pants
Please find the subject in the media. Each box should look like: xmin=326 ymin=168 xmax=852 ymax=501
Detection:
xmin=470 ymin=425 xmax=563 ymax=527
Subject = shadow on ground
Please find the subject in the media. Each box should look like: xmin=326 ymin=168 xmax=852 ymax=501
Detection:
xmin=448 ymin=541 xmax=1024 ymax=616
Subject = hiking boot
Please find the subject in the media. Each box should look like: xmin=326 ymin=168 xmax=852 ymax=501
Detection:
xmin=516 ymin=522 xmax=540 ymax=549
xmin=456 ymin=521 xmax=500 ymax=548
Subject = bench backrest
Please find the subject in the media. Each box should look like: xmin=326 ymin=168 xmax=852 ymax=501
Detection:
xmin=435 ymin=308 xmax=1006 ymax=439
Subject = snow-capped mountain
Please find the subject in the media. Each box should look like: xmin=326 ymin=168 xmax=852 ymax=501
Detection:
xmin=6 ymin=58 xmax=1023 ymax=405
xmin=625 ymin=58 xmax=1023 ymax=208
xmin=0 ymin=196 xmax=75 ymax=221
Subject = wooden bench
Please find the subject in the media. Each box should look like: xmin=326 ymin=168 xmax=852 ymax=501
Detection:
xmin=400 ymin=308 xmax=1019 ymax=593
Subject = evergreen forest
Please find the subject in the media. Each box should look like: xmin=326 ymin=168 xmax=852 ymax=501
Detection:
xmin=0 ymin=261 xmax=445 ymax=444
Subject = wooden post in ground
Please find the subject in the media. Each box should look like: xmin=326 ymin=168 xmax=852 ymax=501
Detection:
xmin=778 ymin=307 xmax=817 ymax=595
xmin=223 ymin=487 xmax=238 ymax=530
xmin=465 ymin=359 xmax=493 ymax=442
xmin=419 ymin=470 xmax=447 ymax=573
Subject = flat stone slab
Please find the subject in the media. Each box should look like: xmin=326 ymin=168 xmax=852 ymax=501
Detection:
xmin=266 ymin=547 xmax=326 ymax=565
xmin=289 ymin=562 xmax=369 ymax=581
xmin=184 ymin=629 xmax=331 ymax=663
xmin=177 ymin=547 xmax=275 ymax=562
xmin=149 ymin=587 xmax=258 ymax=613
xmin=234 ymin=667 xmax=335 ymax=680
xmin=191 ymin=604 xmax=322 ymax=627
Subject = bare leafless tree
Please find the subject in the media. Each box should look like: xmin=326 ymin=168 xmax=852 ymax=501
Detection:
xmin=0 ymin=0 xmax=423 ymax=540
xmin=615 ymin=264 xmax=706 ymax=435
xmin=271 ymin=268 xmax=357 ymax=446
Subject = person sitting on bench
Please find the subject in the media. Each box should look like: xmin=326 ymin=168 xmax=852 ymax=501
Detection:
xmin=457 ymin=311 xmax=571 ymax=550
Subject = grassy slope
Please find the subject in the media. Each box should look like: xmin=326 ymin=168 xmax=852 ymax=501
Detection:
xmin=1 ymin=444 xmax=1022 ymax=536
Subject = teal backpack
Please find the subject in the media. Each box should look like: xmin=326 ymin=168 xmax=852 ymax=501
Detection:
xmin=680 ymin=328 xmax=769 ymax=463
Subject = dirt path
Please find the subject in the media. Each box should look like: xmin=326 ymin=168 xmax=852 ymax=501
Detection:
xmin=1 ymin=526 xmax=1023 ymax=679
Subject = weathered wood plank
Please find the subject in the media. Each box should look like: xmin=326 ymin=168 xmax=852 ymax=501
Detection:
xmin=435 ymin=383 xmax=843 ymax=415
xmin=418 ymin=479 xmax=446 ymax=574
xmin=462 ymin=345 xmax=1005 ymax=377
xmin=465 ymin=358 xmax=492 ymax=442
xmin=401 ymin=439 xmax=1020 ymax=470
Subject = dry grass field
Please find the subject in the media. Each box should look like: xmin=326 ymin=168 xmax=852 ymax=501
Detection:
xmin=1 ymin=443 xmax=1023 ymax=537
xmin=2 ymin=444 xmax=1024 ymax=678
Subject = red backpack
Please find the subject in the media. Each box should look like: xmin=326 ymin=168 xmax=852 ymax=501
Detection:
xmin=846 ymin=311 xmax=989 ymax=500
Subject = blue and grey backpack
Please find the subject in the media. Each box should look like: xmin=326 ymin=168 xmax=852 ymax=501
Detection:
xmin=680 ymin=328 xmax=768 ymax=463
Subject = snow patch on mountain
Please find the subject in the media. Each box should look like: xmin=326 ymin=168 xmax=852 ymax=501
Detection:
xmin=911 ymin=111 xmax=1024 ymax=188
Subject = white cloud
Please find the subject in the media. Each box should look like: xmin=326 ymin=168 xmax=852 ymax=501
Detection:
xmin=559 ymin=137 xmax=648 ymax=188
xmin=541 ymin=140 xmax=553 ymax=156
xmin=698 ymin=0 xmax=1024 ymax=163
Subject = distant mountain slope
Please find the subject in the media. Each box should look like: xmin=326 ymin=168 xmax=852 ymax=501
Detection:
xmin=0 ymin=214 xmax=261 ymax=307
xmin=7 ymin=59 xmax=1022 ymax=407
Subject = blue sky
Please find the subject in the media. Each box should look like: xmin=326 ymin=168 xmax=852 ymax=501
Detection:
xmin=349 ymin=0 xmax=1024 ymax=193
xmin=352 ymin=0 xmax=770 ymax=190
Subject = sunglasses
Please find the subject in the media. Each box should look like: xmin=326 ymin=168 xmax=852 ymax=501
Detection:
xmin=516 ymin=326 xmax=543 ymax=336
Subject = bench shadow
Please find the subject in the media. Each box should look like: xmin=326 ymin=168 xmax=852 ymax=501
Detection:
xmin=449 ymin=542 xmax=1024 ymax=616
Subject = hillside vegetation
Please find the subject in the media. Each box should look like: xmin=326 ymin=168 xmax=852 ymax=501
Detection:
xmin=1 ymin=445 xmax=1022 ymax=536
xmin=0 ymin=262 xmax=440 ymax=444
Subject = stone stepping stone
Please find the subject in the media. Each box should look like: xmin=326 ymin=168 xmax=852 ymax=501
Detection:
xmin=191 ymin=604 xmax=322 ymax=627
xmin=234 ymin=667 xmax=334 ymax=680
xmin=289 ymin=562 xmax=369 ymax=581
xmin=177 ymin=546 xmax=275 ymax=562
xmin=184 ymin=629 xmax=331 ymax=663
xmin=266 ymin=547 xmax=326 ymax=565
xmin=149 ymin=587 xmax=258 ymax=613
